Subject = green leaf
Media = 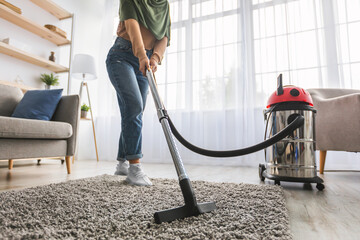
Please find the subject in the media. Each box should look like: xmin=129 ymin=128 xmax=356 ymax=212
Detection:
xmin=81 ymin=103 xmax=90 ymax=111
xmin=40 ymin=73 xmax=60 ymax=86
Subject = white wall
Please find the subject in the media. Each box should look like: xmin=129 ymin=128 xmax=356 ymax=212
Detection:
xmin=54 ymin=0 xmax=108 ymax=161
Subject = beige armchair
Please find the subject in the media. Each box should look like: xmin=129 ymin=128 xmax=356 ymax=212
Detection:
xmin=307 ymin=88 xmax=360 ymax=174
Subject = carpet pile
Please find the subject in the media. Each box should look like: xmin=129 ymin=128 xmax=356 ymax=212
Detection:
xmin=0 ymin=175 xmax=292 ymax=239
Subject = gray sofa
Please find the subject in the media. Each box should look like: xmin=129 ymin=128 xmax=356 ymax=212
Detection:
xmin=0 ymin=83 xmax=80 ymax=174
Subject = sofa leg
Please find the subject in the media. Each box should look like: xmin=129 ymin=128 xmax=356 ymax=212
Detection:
xmin=319 ymin=150 xmax=327 ymax=174
xmin=65 ymin=156 xmax=71 ymax=174
xmin=8 ymin=159 xmax=13 ymax=170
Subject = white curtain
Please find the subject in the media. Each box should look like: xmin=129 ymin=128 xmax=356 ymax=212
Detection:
xmin=142 ymin=0 xmax=261 ymax=166
xmin=95 ymin=0 xmax=360 ymax=168
xmin=95 ymin=0 xmax=121 ymax=161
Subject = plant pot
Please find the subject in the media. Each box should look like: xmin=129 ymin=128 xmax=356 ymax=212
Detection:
xmin=45 ymin=85 xmax=51 ymax=90
xmin=81 ymin=110 xmax=88 ymax=119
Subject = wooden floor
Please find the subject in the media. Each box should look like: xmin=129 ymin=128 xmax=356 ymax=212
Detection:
xmin=1 ymin=159 xmax=359 ymax=240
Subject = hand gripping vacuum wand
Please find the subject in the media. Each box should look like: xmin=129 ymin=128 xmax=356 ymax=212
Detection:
xmin=146 ymin=69 xmax=305 ymax=224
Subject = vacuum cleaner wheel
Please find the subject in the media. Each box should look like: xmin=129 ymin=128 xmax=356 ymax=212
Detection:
xmin=259 ymin=164 xmax=266 ymax=182
xmin=316 ymin=183 xmax=325 ymax=191
xmin=260 ymin=169 xmax=325 ymax=191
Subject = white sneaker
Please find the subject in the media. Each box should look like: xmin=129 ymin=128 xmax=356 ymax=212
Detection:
xmin=126 ymin=163 xmax=152 ymax=186
xmin=114 ymin=160 xmax=129 ymax=176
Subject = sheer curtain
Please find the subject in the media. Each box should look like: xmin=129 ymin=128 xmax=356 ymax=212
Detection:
xmin=142 ymin=0 xmax=260 ymax=166
xmin=96 ymin=0 xmax=360 ymax=168
xmin=252 ymin=0 xmax=360 ymax=91
xmin=95 ymin=0 xmax=121 ymax=161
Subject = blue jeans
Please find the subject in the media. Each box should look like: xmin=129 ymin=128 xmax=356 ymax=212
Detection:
xmin=106 ymin=37 xmax=153 ymax=161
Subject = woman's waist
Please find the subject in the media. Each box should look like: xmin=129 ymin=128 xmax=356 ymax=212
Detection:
xmin=117 ymin=23 xmax=156 ymax=51
xmin=114 ymin=36 xmax=133 ymax=49
xmin=113 ymin=37 xmax=153 ymax=57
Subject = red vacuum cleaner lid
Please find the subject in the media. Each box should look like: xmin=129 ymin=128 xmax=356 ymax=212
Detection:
xmin=267 ymin=86 xmax=313 ymax=108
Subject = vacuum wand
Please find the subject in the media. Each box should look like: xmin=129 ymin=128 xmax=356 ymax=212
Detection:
xmin=146 ymin=69 xmax=217 ymax=224
xmin=146 ymin=69 xmax=188 ymax=181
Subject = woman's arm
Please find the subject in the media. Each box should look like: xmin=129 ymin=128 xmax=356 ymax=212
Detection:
xmin=124 ymin=19 xmax=149 ymax=75
xmin=150 ymin=37 xmax=168 ymax=72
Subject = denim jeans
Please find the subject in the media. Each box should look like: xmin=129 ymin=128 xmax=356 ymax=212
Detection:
xmin=106 ymin=37 xmax=153 ymax=161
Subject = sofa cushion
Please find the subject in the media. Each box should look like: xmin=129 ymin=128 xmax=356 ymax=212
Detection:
xmin=11 ymin=89 xmax=63 ymax=121
xmin=0 ymin=116 xmax=72 ymax=139
xmin=0 ymin=84 xmax=23 ymax=116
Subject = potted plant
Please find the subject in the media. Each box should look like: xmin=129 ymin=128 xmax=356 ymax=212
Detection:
xmin=81 ymin=103 xmax=90 ymax=119
xmin=40 ymin=73 xmax=59 ymax=89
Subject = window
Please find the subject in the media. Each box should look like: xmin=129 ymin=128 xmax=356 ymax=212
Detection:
xmin=253 ymin=0 xmax=360 ymax=92
xmin=253 ymin=0 xmax=326 ymax=95
xmin=334 ymin=0 xmax=360 ymax=89
xmin=113 ymin=0 xmax=360 ymax=110
xmin=158 ymin=0 xmax=241 ymax=110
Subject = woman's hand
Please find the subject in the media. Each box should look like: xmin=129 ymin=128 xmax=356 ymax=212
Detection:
xmin=150 ymin=57 xmax=158 ymax=73
xmin=139 ymin=56 xmax=150 ymax=76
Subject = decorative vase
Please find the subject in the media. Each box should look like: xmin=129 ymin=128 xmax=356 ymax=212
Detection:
xmin=45 ymin=85 xmax=50 ymax=90
xmin=81 ymin=110 xmax=88 ymax=119
xmin=49 ymin=51 xmax=55 ymax=62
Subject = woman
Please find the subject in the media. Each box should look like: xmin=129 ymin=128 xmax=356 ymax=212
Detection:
xmin=106 ymin=0 xmax=170 ymax=186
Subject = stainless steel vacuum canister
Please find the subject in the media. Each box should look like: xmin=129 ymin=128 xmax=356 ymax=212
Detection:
xmin=264 ymin=108 xmax=316 ymax=178
xmin=259 ymin=74 xmax=324 ymax=190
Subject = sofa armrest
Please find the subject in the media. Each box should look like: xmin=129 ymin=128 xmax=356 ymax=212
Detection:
xmin=309 ymin=91 xmax=360 ymax=152
xmin=52 ymin=94 xmax=80 ymax=156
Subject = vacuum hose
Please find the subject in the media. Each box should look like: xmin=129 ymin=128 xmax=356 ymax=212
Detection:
xmin=166 ymin=114 xmax=304 ymax=158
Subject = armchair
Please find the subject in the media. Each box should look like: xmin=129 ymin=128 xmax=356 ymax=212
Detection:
xmin=307 ymin=88 xmax=360 ymax=174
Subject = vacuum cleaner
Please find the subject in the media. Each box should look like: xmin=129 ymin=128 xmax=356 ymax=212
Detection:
xmin=145 ymin=70 xmax=324 ymax=224
xmin=259 ymin=74 xmax=324 ymax=191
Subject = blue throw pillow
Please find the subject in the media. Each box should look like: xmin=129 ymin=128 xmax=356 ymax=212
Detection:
xmin=11 ymin=89 xmax=63 ymax=121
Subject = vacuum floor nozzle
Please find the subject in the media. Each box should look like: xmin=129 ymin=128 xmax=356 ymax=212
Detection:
xmin=154 ymin=178 xmax=217 ymax=224
xmin=154 ymin=201 xmax=216 ymax=224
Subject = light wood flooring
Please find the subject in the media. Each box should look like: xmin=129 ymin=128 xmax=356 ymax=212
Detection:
xmin=1 ymin=159 xmax=359 ymax=240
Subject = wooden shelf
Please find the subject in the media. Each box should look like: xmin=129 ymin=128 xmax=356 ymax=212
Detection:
xmin=80 ymin=117 xmax=91 ymax=121
xmin=30 ymin=0 xmax=72 ymax=20
xmin=0 ymin=42 xmax=69 ymax=73
xmin=0 ymin=4 xmax=70 ymax=46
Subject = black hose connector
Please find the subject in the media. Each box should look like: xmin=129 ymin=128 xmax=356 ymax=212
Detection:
xmin=158 ymin=109 xmax=169 ymax=122
xmin=167 ymin=115 xmax=304 ymax=158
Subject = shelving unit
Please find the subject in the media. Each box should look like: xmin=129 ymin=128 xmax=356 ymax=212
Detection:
xmin=0 ymin=42 xmax=68 ymax=73
xmin=0 ymin=4 xmax=70 ymax=46
xmin=0 ymin=0 xmax=74 ymax=93
xmin=30 ymin=0 xmax=72 ymax=20
xmin=0 ymin=0 xmax=76 ymax=165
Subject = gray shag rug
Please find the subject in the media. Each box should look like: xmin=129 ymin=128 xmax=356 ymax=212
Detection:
xmin=0 ymin=175 xmax=292 ymax=240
